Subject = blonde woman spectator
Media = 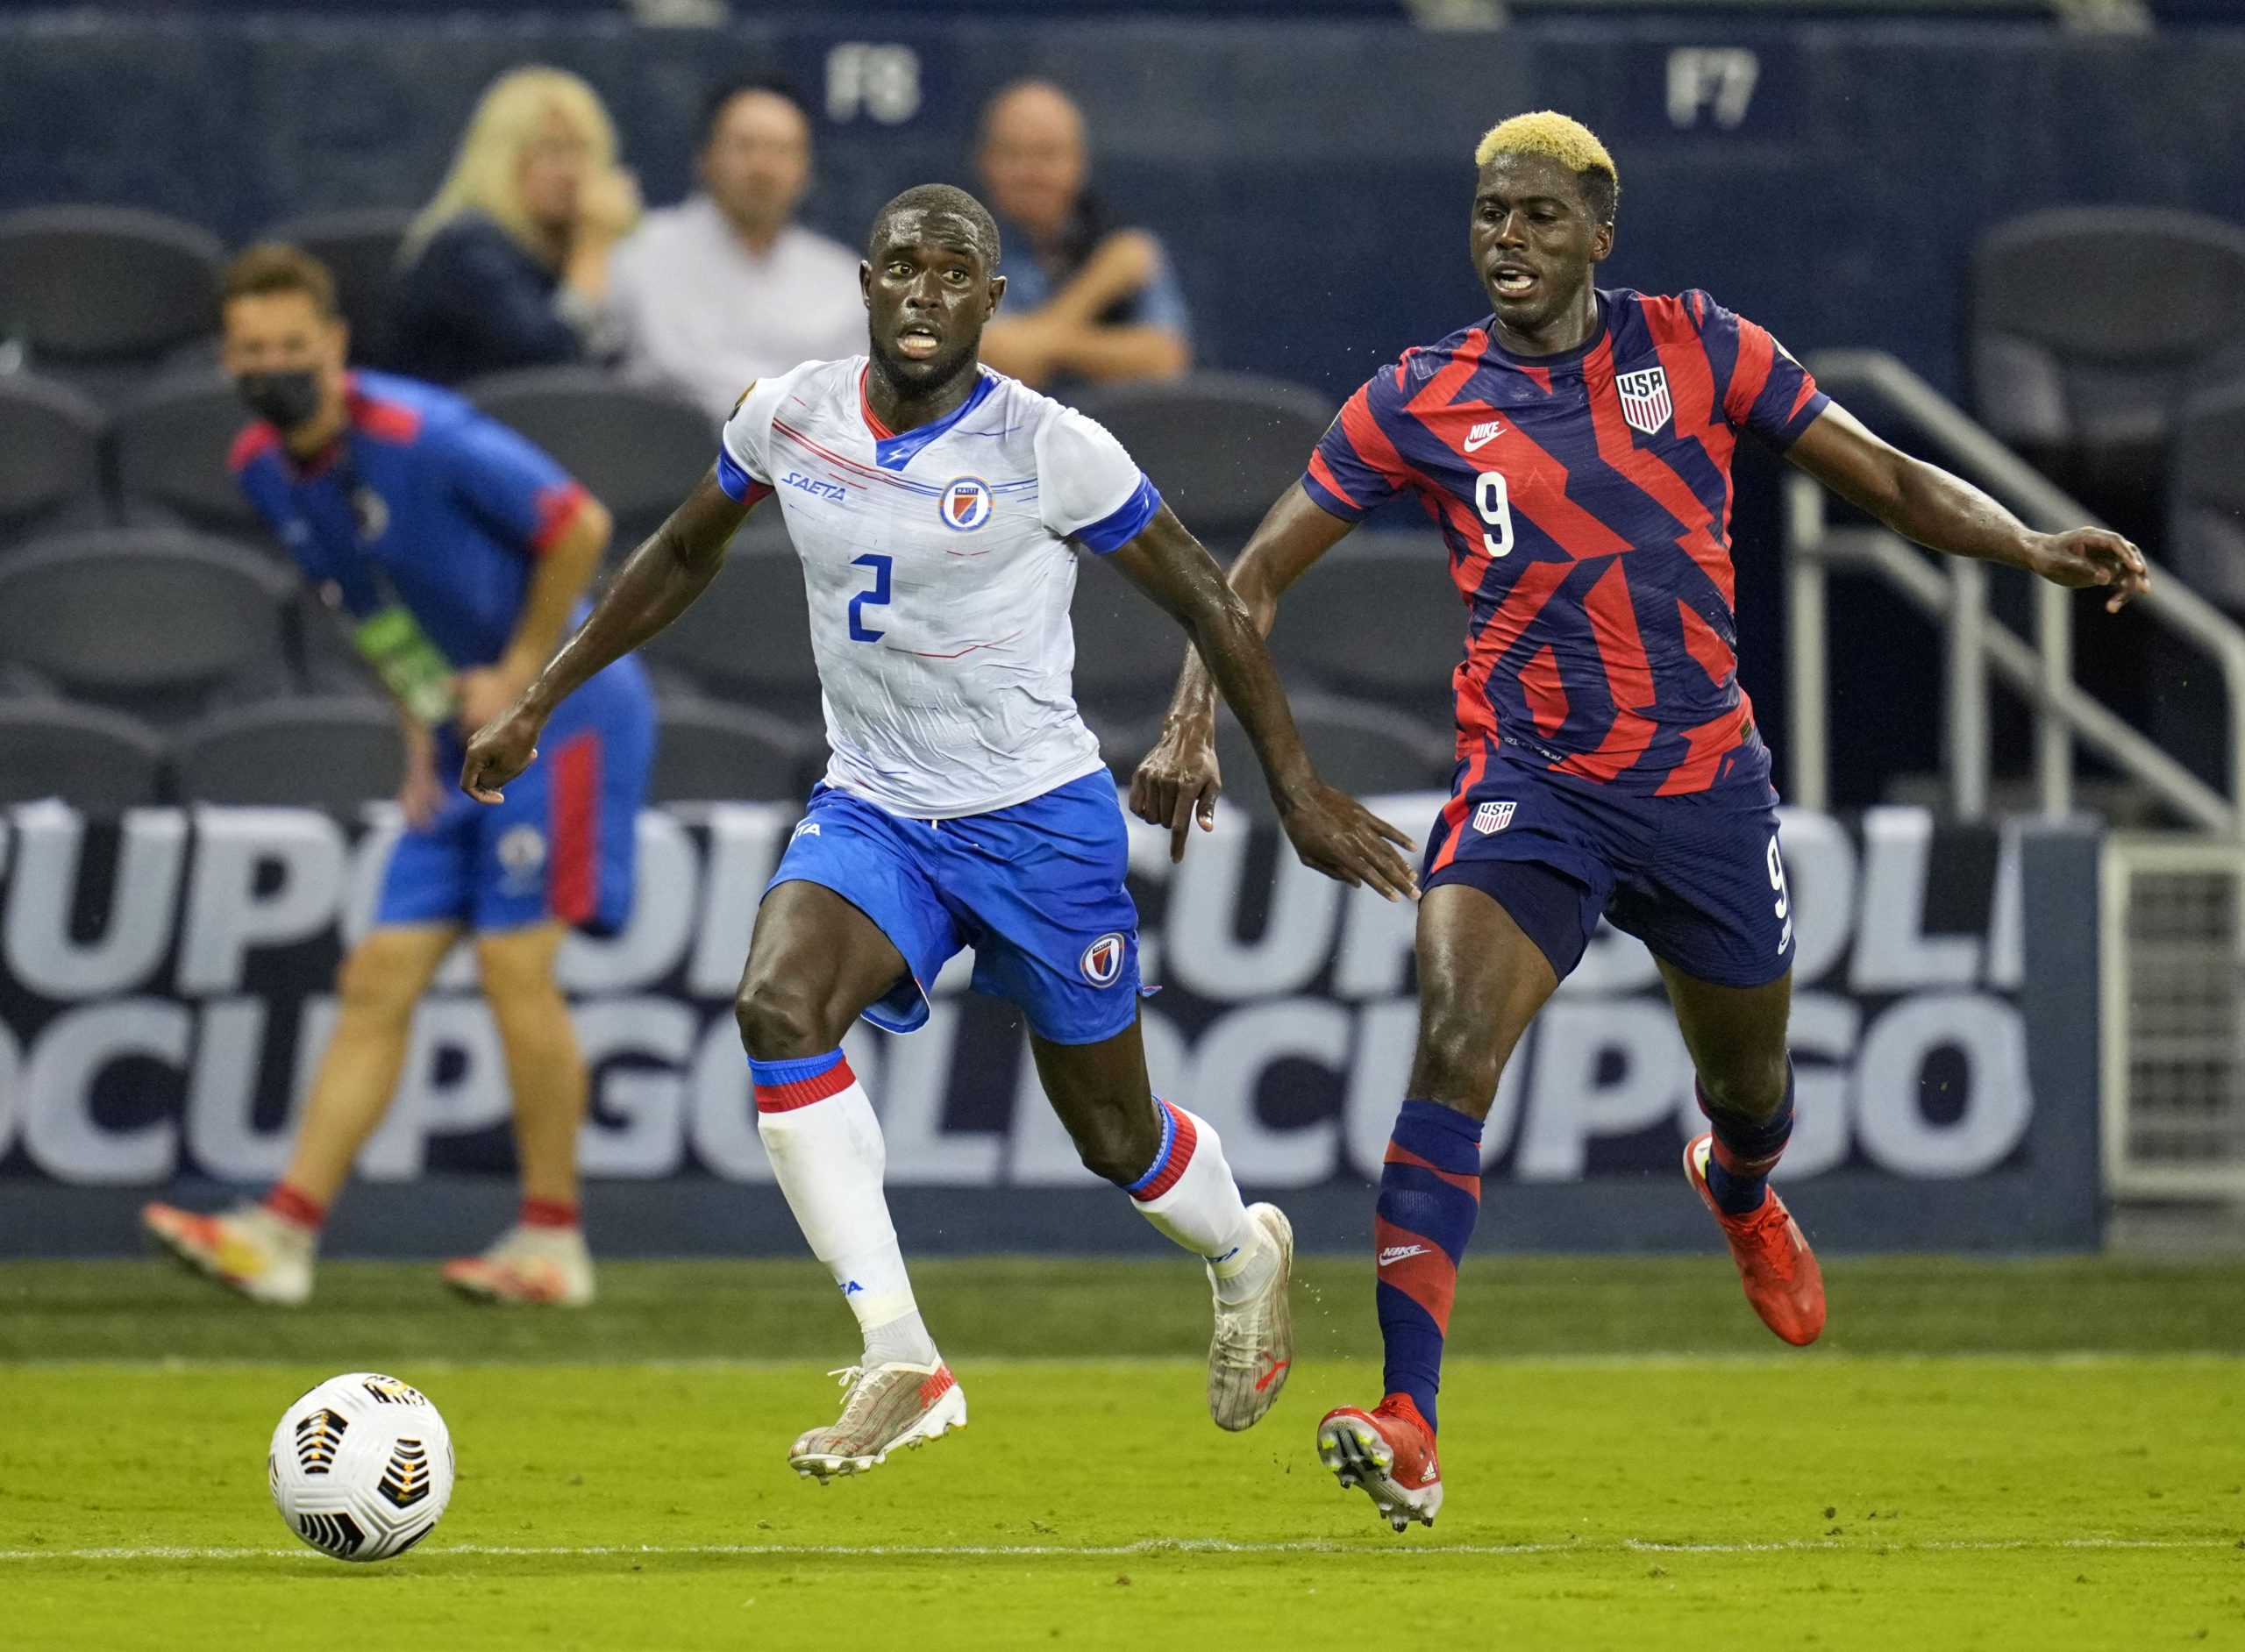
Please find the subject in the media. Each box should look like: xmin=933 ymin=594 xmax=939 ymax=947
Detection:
xmin=390 ymin=67 xmax=640 ymax=385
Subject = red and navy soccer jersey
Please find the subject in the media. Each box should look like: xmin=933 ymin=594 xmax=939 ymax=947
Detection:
xmin=1304 ymin=288 xmax=1828 ymax=796
xmin=230 ymin=370 xmax=592 ymax=671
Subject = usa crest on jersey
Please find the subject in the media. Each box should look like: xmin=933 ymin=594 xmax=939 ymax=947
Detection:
xmin=1615 ymin=366 xmax=1673 ymax=437
xmin=1473 ymin=800 xmax=1515 ymax=835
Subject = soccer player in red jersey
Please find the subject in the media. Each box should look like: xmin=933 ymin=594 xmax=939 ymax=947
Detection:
xmin=1132 ymin=111 xmax=2148 ymax=1531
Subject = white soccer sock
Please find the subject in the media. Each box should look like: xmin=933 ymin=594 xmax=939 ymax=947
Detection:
xmin=752 ymin=1051 xmax=939 ymax=1367
xmin=1126 ymin=1100 xmax=1272 ymax=1304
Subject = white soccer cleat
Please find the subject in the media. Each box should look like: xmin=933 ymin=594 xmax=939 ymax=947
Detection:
xmin=1207 ymin=1202 xmax=1295 ymax=1431
xmin=440 ymin=1222 xmax=596 ymax=1307
xmin=143 ymin=1200 xmax=315 ymax=1306
xmin=789 ymin=1361 xmax=967 ymax=1482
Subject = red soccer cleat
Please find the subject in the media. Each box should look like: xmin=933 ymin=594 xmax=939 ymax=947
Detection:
xmin=1316 ymin=1393 xmax=1443 ymax=1532
xmin=1684 ymin=1134 xmax=1826 ymax=1346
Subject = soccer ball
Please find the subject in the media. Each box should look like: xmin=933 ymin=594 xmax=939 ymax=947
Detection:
xmin=268 ymin=1372 xmax=455 ymax=1562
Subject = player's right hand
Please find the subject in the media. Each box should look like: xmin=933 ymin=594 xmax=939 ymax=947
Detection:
xmin=1130 ymin=721 xmax=1224 ymax=862
xmin=460 ymin=706 xmax=542 ymax=805
xmin=1276 ymin=783 xmax=1421 ymax=903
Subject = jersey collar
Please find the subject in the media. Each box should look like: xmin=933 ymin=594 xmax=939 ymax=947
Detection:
xmin=858 ymin=365 xmax=1000 ymax=472
xmin=1481 ymin=289 xmax=1612 ymax=374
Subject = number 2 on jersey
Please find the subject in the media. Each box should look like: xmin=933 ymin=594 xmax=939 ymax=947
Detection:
xmin=1475 ymin=471 xmax=1514 ymax=559
xmin=848 ymin=552 xmax=892 ymax=643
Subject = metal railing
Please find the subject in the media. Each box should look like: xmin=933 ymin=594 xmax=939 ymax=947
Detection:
xmin=1785 ymin=350 xmax=2245 ymax=837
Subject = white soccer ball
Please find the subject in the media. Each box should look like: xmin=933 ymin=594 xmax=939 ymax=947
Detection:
xmin=268 ymin=1372 xmax=455 ymax=1562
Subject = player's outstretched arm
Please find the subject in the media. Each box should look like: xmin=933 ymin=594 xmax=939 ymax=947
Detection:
xmin=1106 ymin=501 xmax=1417 ymax=901
xmin=1131 ymin=484 xmax=1356 ymax=859
xmin=460 ymin=468 xmax=752 ymax=801
xmin=1786 ymin=404 xmax=2149 ymax=612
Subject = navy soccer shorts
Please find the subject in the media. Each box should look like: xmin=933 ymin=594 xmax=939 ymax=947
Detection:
xmin=1421 ymin=745 xmax=1795 ymax=989
xmin=766 ymin=768 xmax=1144 ymax=1045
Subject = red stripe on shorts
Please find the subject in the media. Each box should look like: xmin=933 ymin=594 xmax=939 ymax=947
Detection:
xmin=548 ymin=732 xmax=602 ymax=925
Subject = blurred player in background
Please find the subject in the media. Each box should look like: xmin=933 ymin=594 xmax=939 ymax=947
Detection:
xmin=144 ymin=245 xmax=656 ymax=1308
xmin=462 ymin=183 xmax=1416 ymax=1478
xmin=1133 ymin=111 xmax=2148 ymax=1531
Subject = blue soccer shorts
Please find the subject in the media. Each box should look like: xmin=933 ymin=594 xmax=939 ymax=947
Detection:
xmin=767 ymin=768 xmax=1144 ymax=1045
xmin=375 ymin=658 xmax=656 ymax=936
xmin=1421 ymin=743 xmax=1795 ymax=989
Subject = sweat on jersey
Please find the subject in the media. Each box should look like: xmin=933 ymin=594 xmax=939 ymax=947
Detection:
xmin=230 ymin=371 xmax=593 ymax=672
xmin=716 ymin=358 xmax=1161 ymax=818
xmin=1304 ymin=288 xmax=1829 ymax=798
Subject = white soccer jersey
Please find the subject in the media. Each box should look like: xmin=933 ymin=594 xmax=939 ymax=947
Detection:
xmin=716 ymin=357 xmax=1160 ymax=818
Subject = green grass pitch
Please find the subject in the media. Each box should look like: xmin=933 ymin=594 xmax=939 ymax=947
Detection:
xmin=4 ymin=1255 xmax=2244 ymax=1649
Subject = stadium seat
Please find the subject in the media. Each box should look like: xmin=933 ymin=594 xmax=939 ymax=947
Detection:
xmin=1195 ymin=692 xmax=1454 ymax=818
xmin=1971 ymin=207 xmax=2245 ymax=520
xmin=1071 ymin=373 xmax=1336 ymax=545
xmin=0 ymin=530 xmax=296 ymax=723
xmin=0 ymin=699 xmax=166 ymax=810
xmin=0 ymin=374 xmax=105 ymax=542
xmin=1070 ymin=549 xmax=1194 ymax=722
xmin=261 ymin=207 xmax=414 ymax=368
xmin=641 ymin=521 xmax=821 ymax=717
xmin=0 ymin=206 xmax=224 ymax=383
xmin=1265 ymin=530 xmax=1465 ymax=726
xmin=171 ymin=698 xmax=404 ymax=813
xmin=652 ymin=699 xmax=816 ymax=804
xmin=113 ymin=368 xmax=267 ymax=535
xmin=466 ymin=367 xmax=716 ymax=548
xmin=2168 ymin=380 xmax=2245 ymax=613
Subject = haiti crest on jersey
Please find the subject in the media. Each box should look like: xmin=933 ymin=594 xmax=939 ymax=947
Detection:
xmin=938 ymin=476 xmax=994 ymax=531
xmin=1615 ymin=365 xmax=1673 ymax=437
xmin=1080 ymin=932 xmax=1128 ymax=986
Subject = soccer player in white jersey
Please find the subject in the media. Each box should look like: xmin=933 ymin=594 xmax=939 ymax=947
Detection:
xmin=462 ymin=183 xmax=1419 ymax=1479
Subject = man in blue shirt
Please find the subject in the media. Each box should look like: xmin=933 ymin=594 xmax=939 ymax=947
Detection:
xmin=145 ymin=244 xmax=656 ymax=1308
xmin=973 ymin=80 xmax=1194 ymax=390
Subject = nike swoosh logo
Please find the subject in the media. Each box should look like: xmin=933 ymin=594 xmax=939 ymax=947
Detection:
xmin=1377 ymin=1245 xmax=1429 ymax=1267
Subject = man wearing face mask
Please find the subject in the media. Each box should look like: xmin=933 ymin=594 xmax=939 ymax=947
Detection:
xmin=144 ymin=244 xmax=656 ymax=1310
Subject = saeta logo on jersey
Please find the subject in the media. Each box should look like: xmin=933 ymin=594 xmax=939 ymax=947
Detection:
xmin=938 ymin=477 xmax=994 ymax=531
xmin=1080 ymin=932 xmax=1128 ymax=986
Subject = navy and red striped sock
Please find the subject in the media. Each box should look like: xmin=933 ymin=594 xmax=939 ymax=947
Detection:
xmin=1373 ymin=1099 xmax=1484 ymax=1435
xmin=1699 ymin=1063 xmax=1796 ymax=1218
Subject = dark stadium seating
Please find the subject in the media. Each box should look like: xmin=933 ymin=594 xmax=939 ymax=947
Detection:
xmin=0 ymin=699 xmax=166 ymax=810
xmin=1971 ymin=207 xmax=2245 ymax=519
xmin=1178 ymin=692 xmax=1454 ymax=819
xmin=467 ymin=367 xmax=716 ymax=550
xmin=640 ymin=519 xmax=821 ymax=718
xmin=0 ymin=206 xmax=223 ymax=393
xmin=112 ymin=369 xmax=268 ymax=536
xmin=651 ymin=699 xmax=816 ymax=805
xmin=260 ymin=207 xmax=414 ymax=369
xmin=0 ymin=530 xmax=296 ymax=723
xmin=0 ymin=374 xmax=105 ymax=541
xmin=1069 ymin=551 xmax=1194 ymax=723
xmin=1265 ymin=531 xmax=1465 ymax=729
xmin=1071 ymin=374 xmax=1335 ymax=546
xmin=2167 ymin=381 xmax=2245 ymax=616
xmin=171 ymin=698 xmax=404 ymax=812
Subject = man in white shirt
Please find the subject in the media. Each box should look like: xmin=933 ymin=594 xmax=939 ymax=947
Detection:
xmin=465 ymin=182 xmax=1420 ymax=1490
xmin=608 ymin=78 xmax=863 ymax=419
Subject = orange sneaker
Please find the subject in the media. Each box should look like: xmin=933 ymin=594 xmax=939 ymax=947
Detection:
xmin=1316 ymin=1393 xmax=1443 ymax=1532
xmin=1684 ymin=1134 xmax=1825 ymax=1346
xmin=440 ymin=1223 xmax=595 ymax=1307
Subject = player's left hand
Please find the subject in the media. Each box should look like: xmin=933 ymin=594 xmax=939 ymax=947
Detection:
xmin=454 ymin=663 xmax=533 ymax=737
xmin=1276 ymin=782 xmax=1421 ymax=903
xmin=2028 ymin=528 xmax=2149 ymax=613
xmin=460 ymin=702 xmax=542 ymax=805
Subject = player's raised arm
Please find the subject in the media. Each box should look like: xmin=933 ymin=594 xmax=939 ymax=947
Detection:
xmin=460 ymin=467 xmax=754 ymax=800
xmin=1130 ymin=482 xmax=1357 ymax=860
xmin=1786 ymin=402 xmax=2149 ymax=612
xmin=1104 ymin=499 xmax=1417 ymax=901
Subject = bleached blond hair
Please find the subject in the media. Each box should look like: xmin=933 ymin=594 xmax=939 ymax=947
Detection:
xmin=1473 ymin=110 xmax=1619 ymax=223
xmin=404 ymin=67 xmax=619 ymax=262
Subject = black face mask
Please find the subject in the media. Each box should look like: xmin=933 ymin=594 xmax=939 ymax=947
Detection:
xmin=234 ymin=369 xmax=323 ymax=431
